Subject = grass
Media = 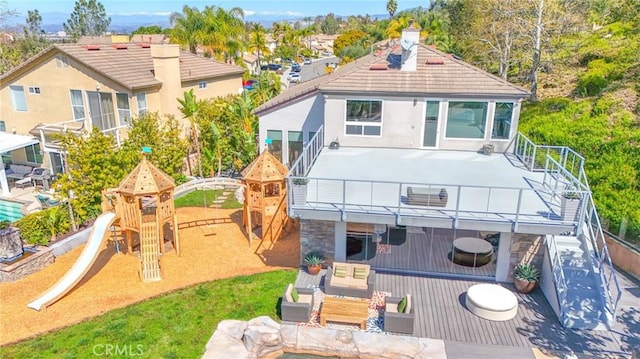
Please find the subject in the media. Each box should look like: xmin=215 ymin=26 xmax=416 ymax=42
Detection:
xmin=174 ymin=189 xmax=242 ymax=209
xmin=0 ymin=270 xmax=296 ymax=358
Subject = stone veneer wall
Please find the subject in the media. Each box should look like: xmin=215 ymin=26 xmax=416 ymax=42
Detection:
xmin=300 ymin=219 xmax=335 ymax=265
xmin=0 ymin=246 xmax=54 ymax=282
xmin=508 ymin=233 xmax=544 ymax=282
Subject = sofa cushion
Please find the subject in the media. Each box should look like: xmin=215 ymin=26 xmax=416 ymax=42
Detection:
xmin=330 ymin=275 xmax=350 ymax=287
xmin=387 ymin=302 xmax=398 ymax=313
xmin=285 ymin=283 xmax=294 ymax=302
xmin=298 ymin=293 xmax=312 ymax=304
xmin=334 ymin=265 xmax=348 ymax=278
xmin=353 ymin=267 xmax=367 ymax=280
xmin=405 ymin=294 xmax=412 ymax=314
xmin=398 ymin=297 xmax=407 ymax=313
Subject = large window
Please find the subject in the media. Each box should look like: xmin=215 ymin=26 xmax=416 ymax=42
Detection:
xmin=492 ymin=102 xmax=514 ymax=139
xmin=136 ymin=92 xmax=147 ymax=115
xmin=9 ymin=85 xmax=27 ymax=111
xmin=87 ymin=91 xmax=116 ymax=131
xmin=445 ymin=101 xmax=488 ymax=139
xmin=423 ymin=101 xmax=439 ymax=147
xmin=267 ymin=130 xmax=282 ymax=162
xmin=25 ymin=144 xmax=43 ymax=164
xmin=345 ymin=100 xmax=382 ymax=136
xmin=116 ymin=93 xmax=131 ymax=125
xmin=288 ymin=131 xmax=303 ymax=167
xmin=70 ymin=90 xmax=85 ymax=121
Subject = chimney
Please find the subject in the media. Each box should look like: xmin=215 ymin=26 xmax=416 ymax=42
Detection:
xmin=400 ymin=21 xmax=420 ymax=72
xmin=151 ymin=44 xmax=182 ymax=119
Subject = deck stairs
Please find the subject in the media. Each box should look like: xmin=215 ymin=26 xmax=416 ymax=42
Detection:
xmin=547 ymin=234 xmax=611 ymax=329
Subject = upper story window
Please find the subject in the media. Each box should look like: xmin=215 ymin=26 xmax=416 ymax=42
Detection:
xmin=70 ymin=90 xmax=86 ymax=121
xmin=345 ymin=99 xmax=382 ymax=136
xmin=135 ymin=92 xmax=147 ymax=115
xmin=0 ymin=120 xmax=6 ymax=132
xmin=116 ymin=93 xmax=131 ymax=125
xmin=445 ymin=101 xmax=488 ymax=139
xmin=198 ymin=81 xmax=207 ymax=89
xmin=9 ymin=85 xmax=27 ymax=111
xmin=55 ymin=55 xmax=69 ymax=68
xmin=492 ymin=102 xmax=514 ymax=140
xmin=28 ymin=86 xmax=41 ymax=95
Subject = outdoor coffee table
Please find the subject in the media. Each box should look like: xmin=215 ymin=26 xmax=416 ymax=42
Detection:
xmin=452 ymin=237 xmax=494 ymax=267
xmin=320 ymin=296 xmax=369 ymax=329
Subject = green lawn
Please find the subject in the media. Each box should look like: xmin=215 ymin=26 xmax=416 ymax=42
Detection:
xmin=174 ymin=189 xmax=242 ymax=209
xmin=0 ymin=270 xmax=296 ymax=358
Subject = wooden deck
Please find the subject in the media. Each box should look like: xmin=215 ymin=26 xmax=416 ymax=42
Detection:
xmin=294 ymin=269 xmax=639 ymax=357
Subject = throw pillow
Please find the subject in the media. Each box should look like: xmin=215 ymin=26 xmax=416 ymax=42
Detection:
xmin=334 ymin=265 xmax=347 ymax=278
xmin=353 ymin=267 xmax=367 ymax=280
xmin=284 ymin=283 xmax=294 ymax=302
xmin=405 ymin=294 xmax=412 ymax=314
xmin=397 ymin=297 xmax=407 ymax=313
xmin=291 ymin=287 xmax=299 ymax=302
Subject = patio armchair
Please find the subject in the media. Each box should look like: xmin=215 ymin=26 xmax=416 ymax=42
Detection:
xmin=384 ymin=295 xmax=415 ymax=334
xmin=281 ymin=283 xmax=315 ymax=322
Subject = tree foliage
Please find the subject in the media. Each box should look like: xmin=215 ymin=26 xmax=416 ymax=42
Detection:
xmin=0 ymin=8 xmax=50 ymax=74
xmin=386 ymin=0 xmax=398 ymax=18
xmin=131 ymin=25 xmax=169 ymax=35
xmin=63 ymin=0 xmax=111 ymax=41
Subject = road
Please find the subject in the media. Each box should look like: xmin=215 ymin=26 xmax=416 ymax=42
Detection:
xmin=282 ymin=56 xmax=338 ymax=89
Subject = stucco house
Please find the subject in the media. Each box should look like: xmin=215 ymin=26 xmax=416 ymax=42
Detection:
xmin=0 ymin=43 xmax=244 ymax=195
xmin=255 ymin=26 xmax=621 ymax=331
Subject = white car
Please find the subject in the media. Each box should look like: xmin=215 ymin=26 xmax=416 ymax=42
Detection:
xmin=287 ymin=73 xmax=301 ymax=83
xmin=303 ymin=58 xmax=312 ymax=65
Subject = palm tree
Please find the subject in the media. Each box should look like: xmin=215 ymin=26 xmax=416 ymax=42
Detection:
xmin=248 ymin=23 xmax=270 ymax=72
xmin=169 ymin=6 xmax=204 ymax=54
xmin=387 ymin=0 xmax=398 ymax=18
xmin=177 ymin=90 xmax=203 ymax=179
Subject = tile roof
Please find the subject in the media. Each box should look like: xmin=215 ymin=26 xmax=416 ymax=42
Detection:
xmin=254 ymin=44 xmax=530 ymax=115
xmin=0 ymin=44 xmax=244 ymax=91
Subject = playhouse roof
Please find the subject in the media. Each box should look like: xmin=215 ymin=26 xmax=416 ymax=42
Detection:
xmin=118 ymin=156 xmax=175 ymax=196
xmin=241 ymin=150 xmax=289 ymax=183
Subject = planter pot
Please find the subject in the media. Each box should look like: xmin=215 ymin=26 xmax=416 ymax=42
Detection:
xmin=307 ymin=264 xmax=322 ymax=275
xmin=514 ymin=278 xmax=537 ymax=294
xmin=292 ymin=184 xmax=307 ymax=206
xmin=561 ymin=197 xmax=582 ymax=222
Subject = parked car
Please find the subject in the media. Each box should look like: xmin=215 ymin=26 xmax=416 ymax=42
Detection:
xmin=303 ymin=57 xmax=312 ymax=65
xmin=287 ymin=73 xmax=301 ymax=83
xmin=267 ymin=63 xmax=282 ymax=71
xmin=321 ymin=51 xmax=333 ymax=57
xmin=291 ymin=63 xmax=301 ymax=72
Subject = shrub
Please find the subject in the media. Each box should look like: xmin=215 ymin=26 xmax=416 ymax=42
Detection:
xmin=16 ymin=206 xmax=71 ymax=245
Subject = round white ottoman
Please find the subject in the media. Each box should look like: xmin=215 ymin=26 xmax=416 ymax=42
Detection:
xmin=466 ymin=283 xmax=518 ymax=321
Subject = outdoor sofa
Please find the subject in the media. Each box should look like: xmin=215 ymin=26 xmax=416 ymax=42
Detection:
xmin=384 ymin=295 xmax=415 ymax=334
xmin=280 ymin=283 xmax=315 ymax=322
xmin=324 ymin=262 xmax=376 ymax=298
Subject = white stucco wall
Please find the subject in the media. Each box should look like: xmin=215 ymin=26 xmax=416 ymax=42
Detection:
xmin=258 ymin=94 xmax=324 ymax=167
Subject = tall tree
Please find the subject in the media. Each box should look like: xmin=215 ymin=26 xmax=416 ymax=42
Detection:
xmin=320 ymin=13 xmax=339 ymax=35
xmin=25 ymin=9 xmax=43 ymax=37
xmin=387 ymin=0 xmax=398 ymax=18
xmin=63 ymin=0 xmax=111 ymax=41
xmin=248 ymin=23 xmax=269 ymax=72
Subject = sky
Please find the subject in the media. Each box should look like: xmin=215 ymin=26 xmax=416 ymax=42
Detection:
xmin=9 ymin=0 xmax=431 ymax=18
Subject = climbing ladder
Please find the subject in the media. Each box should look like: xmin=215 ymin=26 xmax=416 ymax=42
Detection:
xmin=140 ymin=220 xmax=161 ymax=282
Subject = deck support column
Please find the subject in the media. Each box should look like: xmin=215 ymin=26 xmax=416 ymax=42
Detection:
xmin=495 ymin=232 xmax=513 ymax=282
xmin=334 ymin=221 xmax=346 ymax=262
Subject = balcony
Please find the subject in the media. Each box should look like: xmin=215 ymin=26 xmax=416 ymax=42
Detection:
xmin=34 ymin=116 xmax=128 ymax=152
xmin=287 ymin=130 xmax=591 ymax=234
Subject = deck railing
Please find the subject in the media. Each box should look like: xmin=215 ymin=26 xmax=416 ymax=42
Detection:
xmin=512 ymin=132 xmax=621 ymax=324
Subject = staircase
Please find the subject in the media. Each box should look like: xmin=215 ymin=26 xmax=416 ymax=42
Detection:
xmin=548 ymin=234 xmax=610 ymax=329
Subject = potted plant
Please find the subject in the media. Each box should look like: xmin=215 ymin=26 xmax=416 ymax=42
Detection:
xmin=561 ymin=190 xmax=583 ymax=222
xmin=303 ymin=252 xmax=325 ymax=275
xmin=291 ymin=178 xmax=308 ymax=206
xmin=513 ymin=263 xmax=540 ymax=294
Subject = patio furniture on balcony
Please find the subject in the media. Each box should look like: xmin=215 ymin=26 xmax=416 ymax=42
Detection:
xmin=5 ymin=164 xmax=33 ymax=180
xmin=452 ymin=237 xmax=494 ymax=267
xmin=281 ymin=283 xmax=315 ymax=322
xmin=407 ymin=186 xmax=448 ymax=207
xmin=465 ymin=283 xmax=518 ymax=321
xmin=324 ymin=262 xmax=376 ymax=298
xmin=15 ymin=177 xmax=32 ymax=189
xmin=384 ymin=295 xmax=415 ymax=334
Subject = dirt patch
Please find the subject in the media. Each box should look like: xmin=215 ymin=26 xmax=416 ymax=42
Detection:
xmin=0 ymin=207 xmax=300 ymax=345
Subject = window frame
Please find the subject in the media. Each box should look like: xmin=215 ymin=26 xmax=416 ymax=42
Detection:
xmin=9 ymin=85 xmax=27 ymax=112
xmin=116 ymin=93 xmax=131 ymax=125
xmin=491 ymin=102 xmax=514 ymax=140
xmin=344 ymin=99 xmax=383 ymax=137
xmin=198 ymin=81 xmax=207 ymax=89
xmin=135 ymin=92 xmax=147 ymax=116
xmin=266 ymin=129 xmax=283 ymax=163
xmin=28 ymin=86 xmax=41 ymax=95
xmin=25 ymin=143 xmax=43 ymax=164
xmin=443 ymin=100 xmax=489 ymax=140
xmin=69 ymin=89 xmax=86 ymax=121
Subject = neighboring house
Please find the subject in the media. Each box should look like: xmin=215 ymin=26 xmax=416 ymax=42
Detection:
xmin=0 ymin=43 xmax=244 ymax=193
xmin=255 ymin=25 xmax=620 ymax=331
xmin=243 ymin=53 xmax=259 ymax=74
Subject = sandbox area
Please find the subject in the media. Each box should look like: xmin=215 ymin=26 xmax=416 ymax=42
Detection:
xmin=0 ymin=207 xmax=299 ymax=345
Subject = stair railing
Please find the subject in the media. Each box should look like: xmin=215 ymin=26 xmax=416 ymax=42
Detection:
xmin=547 ymin=235 xmax=569 ymax=321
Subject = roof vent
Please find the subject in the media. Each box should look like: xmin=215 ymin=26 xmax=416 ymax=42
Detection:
xmin=113 ymin=43 xmax=128 ymax=50
xmin=426 ymin=58 xmax=445 ymax=65
xmin=369 ymin=63 xmax=388 ymax=71
xmin=138 ymin=42 xmax=151 ymax=48
xmin=83 ymin=45 xmax=100 ymax=51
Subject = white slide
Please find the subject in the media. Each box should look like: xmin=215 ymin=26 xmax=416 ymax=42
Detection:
xmin=28 ymin=212 xmax=117 ymax=311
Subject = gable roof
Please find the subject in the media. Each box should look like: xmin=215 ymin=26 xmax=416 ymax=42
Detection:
xmin=118 ymin=156 xmax=175 ymax=196
xmin=255 ymin=44 xmax=530 ymax=115
xmin=0 ymin=44 xmax=244 ymax=91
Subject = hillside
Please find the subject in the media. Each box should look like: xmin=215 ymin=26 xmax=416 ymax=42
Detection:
xmin=518 ymin=22 xmax=640 ymax=243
